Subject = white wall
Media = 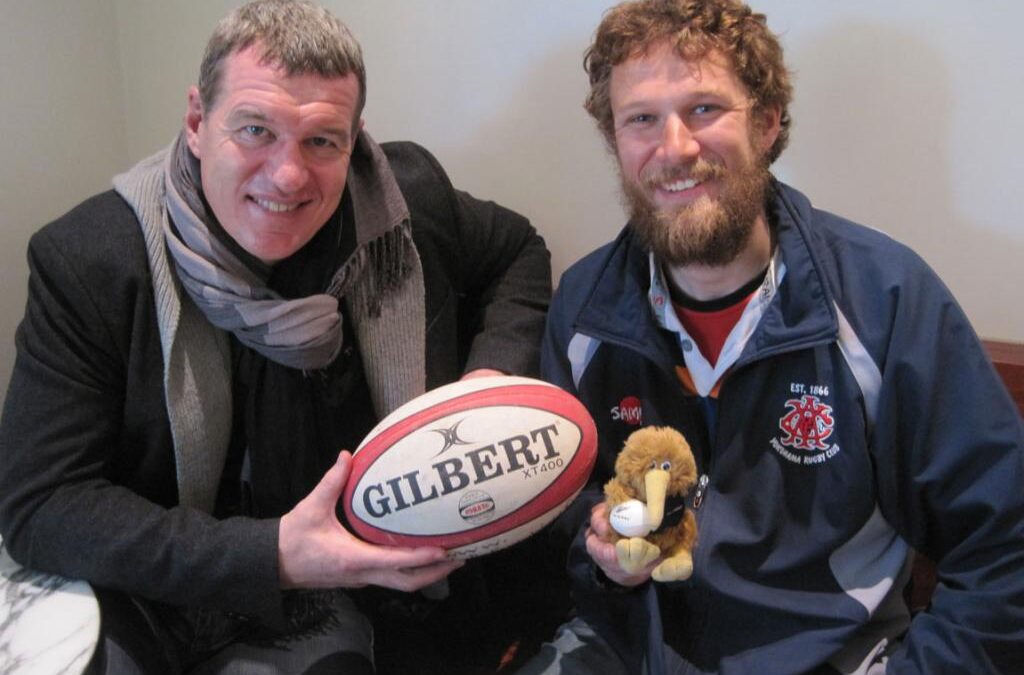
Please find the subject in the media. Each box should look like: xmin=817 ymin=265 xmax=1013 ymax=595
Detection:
xmin=772 ymin=0 xmax=1024 ymax=344
xmin=2 ymin=1 xmax=1021 ymax=406
xmin=0 ymin=0 xmax=127 ymax=409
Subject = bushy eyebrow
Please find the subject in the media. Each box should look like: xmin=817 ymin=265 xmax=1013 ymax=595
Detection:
xmin=223 ymin=106 xmax=271 ymax=127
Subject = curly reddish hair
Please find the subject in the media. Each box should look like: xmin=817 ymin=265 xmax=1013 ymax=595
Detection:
xmin=584 ymin=0 xmax=793 ymax=164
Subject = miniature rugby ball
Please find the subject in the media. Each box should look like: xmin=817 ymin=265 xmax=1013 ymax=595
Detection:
xmin=609 ymin=499 xmax=654 ymax=538
xmin=342 ymin=376 xmax=597 ymax=558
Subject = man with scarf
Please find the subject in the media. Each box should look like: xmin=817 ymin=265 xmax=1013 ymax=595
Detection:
xmin=0 ymin=1 xmax=552 ymax=672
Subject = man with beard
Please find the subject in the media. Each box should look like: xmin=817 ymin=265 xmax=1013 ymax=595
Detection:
xmin=521 ymin=1 xmax=1024 ymax=674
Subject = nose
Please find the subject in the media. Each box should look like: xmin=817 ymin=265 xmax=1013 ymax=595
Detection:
xmin=267 ymin=141 xmax=309 ymax=194
xmin=659 ymin=115 xmax=700 ymax=163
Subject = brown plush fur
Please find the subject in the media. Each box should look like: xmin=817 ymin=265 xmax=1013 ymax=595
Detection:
xmin=603 ymin=426 xmax=699 ymax=581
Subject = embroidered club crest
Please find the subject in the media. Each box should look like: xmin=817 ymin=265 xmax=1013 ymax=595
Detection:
xmin=779 ymin=395 xmax=835 ymax=451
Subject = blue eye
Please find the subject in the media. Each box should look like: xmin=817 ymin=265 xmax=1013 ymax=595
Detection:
xmin=244 ymin=125 xmax=267 ymax=137
xmin=309 ymin=137 xmax=335 ymax=148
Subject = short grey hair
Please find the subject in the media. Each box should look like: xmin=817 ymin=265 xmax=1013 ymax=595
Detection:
xmin=198 ymin=0 xmax=366 ymax=124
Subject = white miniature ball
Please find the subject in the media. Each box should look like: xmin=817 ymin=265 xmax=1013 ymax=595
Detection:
xmin=609 ymin=499 xmax=652 ymax=537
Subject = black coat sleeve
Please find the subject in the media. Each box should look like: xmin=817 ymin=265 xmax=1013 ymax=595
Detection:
xmin=383 ymin=141 xmax=552 ymax=380
xmin=0 ymin=194 xmax=284 ymax=624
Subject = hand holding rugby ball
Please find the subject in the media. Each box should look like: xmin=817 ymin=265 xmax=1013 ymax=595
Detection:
xmin=341 ymin=376 xmax=597 ymax=558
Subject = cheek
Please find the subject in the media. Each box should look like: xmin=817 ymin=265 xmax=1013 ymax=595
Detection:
xmin=209 ymin=145 xmax=262 ymax=183
xmin=199 ymin=160 xmax=231 ymax=209
xmin=320 ymin=163 xmax=351 ymax=201
xmin=710 ymin=125 xmax=760 ymax=164
xmin=202 ymin=159 xmax=256 ymax=226
xmin=202 ymin=157 xmax=240 ymax=198
xmin=615 ymin=143 xmax=645 ymax=180
xmin=619 ymin=134 xmax=668 ymax=180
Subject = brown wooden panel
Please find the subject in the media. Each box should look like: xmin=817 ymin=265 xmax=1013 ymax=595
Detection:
xmin=983 ymin=339 xmax=1024 ymax=417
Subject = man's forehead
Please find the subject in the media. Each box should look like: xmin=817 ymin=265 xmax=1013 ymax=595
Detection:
xmin=212 ymin=47 xmax=360 ymax=116
xmin=216 ymin=45 xmax=357 ymax=96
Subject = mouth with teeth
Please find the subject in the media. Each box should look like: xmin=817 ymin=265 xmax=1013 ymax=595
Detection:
xmin=251 ymin=196 xmax=306 ymax=213
xmin=644 ymin=159 xmax=726 ymax=198
xmin=661 ymin=177 xmax=701 ymax=193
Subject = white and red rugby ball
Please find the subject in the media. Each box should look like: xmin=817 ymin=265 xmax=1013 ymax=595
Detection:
xmin=342 ymin=376 xmax=597 ymax=558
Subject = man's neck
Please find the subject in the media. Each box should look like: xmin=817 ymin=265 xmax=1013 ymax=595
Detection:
xmin=664 ymin=217 xmax=773 ymax=302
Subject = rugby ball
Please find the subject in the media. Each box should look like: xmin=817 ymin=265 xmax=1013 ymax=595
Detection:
xmin=342 ymin=376 xmax=597 ymax=558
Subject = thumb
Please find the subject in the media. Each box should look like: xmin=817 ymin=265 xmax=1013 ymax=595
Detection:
xmin=306 ymin=450 xmax=353 ymax=512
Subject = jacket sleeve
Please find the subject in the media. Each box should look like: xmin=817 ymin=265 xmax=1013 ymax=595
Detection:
xmin=0 ymin=217 xmax=286 ymax=625
xmin=540 ymin=282 xmax=657 ymax=672
xmin=541 ymin=279 xmax=606 ymax=518
xmin=869 ymin=263 xmax=1024 ymax=674
xmin=540 ymin=278 xmax=579 ymax=393
xmin=392 ymin=142 xmax=552 ymax=378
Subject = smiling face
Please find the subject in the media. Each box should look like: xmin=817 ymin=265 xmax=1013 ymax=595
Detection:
xmin=185 ymin=45 xmax=362 ymax=265
xmin=610 ymin=43 xmax=780 ymax=268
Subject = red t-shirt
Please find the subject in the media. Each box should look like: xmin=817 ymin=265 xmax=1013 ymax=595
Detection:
xmin=673 ymin=293 xmax=755 ymax=367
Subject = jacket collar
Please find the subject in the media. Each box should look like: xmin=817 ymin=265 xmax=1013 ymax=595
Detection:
xmin=745 ymin=181 xmax=838 ymax=365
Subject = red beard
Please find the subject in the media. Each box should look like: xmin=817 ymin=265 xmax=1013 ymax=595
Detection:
xmin=622 ymin=154 xmax=772 ymax=267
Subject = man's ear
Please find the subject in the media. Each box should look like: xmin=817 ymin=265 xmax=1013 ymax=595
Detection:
xmin=754 ymin=105 xmax=782 ymax=155
xmin=185 ymin=85 xmax=204 ymax=158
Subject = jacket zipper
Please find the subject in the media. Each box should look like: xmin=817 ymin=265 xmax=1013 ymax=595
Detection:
xmin=691 ymin=473 xmax=709 ymax=511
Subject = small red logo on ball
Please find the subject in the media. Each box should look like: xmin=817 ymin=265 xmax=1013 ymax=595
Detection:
xmin=459 ymin=490 xmax=496 ymax=523
xmin=611 ymin=396 xmax=643 ymax=426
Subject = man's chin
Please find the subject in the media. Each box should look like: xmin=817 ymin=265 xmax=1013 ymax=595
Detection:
xmin=632 ymin=204 xmax=750 ymax=267
xmin=624 ymin=164 xmax=772 ymax=267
